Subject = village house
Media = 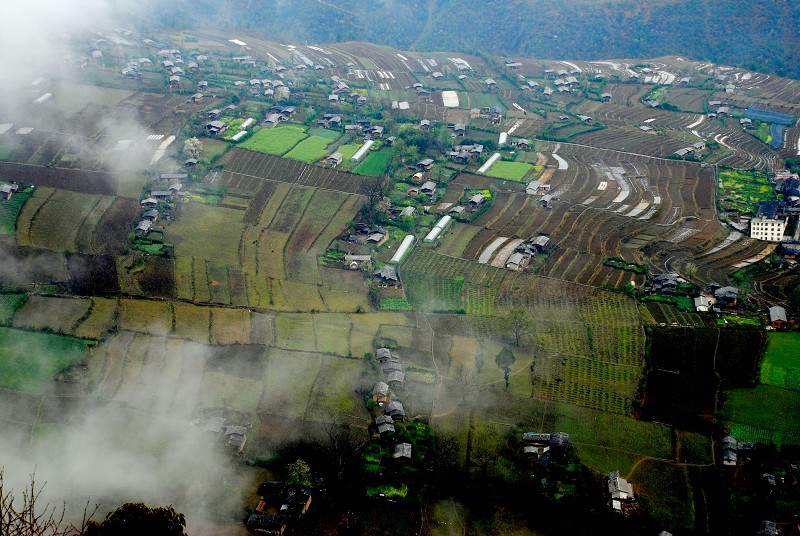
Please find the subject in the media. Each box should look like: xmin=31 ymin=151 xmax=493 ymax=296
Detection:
xmin=373 ymin=265 xmax=399 ymax=287
xmin=448 ymin=144 xmax=484 ymax=163
xmin=393 ymin=442 xmax=412 ymax=460
xmin=372 ymin=382 xmax=389 ymax=405
xmin=0 ymin=183 xmax=19 ymax=201
xmin=769 ymin=305 xmax=788 ymax=328
xmin=417 ymin=158 xmax=435 ymax=171
xmin=420 ymin=181 xmax=437 ymax=200
xmin=204 ymin=120 xmax=228 ymax=135
xmin=608 ymin=471 xmax=634 ymax=512
xmin=223 ymin=425 xmax=248 ymax=455
xmin=384 ymin=400 xmax=405 ymax=420
xmin=722 ymin=436 xmax=738 ymax=466
xmin=135 ymin=220 xmax=152 ymax=236
xmin=326 ymin=152 xmax=343 ymax=168
xmin=714 ymin=286 xmax=739 ymax=307
xmin=510 ymin=138 xmax=529 ymax=150
xmin=375 ymin=415 xmax=395 ymax=435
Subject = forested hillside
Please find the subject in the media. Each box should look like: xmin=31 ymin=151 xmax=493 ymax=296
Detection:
xmin=133 ymin=0 xmax=800 ymax=78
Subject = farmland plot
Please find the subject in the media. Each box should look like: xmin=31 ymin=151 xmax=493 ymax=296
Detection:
xmin=0 ymin=327 xmax=89 ymax=392
xmin=240 ymin=125 xmax=308 ymax=155
xmin=12 ymin=296 xmax=91 ymax=335
xmin=259 ymin=348 xmax=323 ymax=420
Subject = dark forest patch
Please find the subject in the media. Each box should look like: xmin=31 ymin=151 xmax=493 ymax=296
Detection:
xmin=136 ymin=256 xmax=175 ymax=299
xmin=205 ymin=344 xmax=267 ymax=378
xmin=66 ymin=254 xmax=120 ymax=295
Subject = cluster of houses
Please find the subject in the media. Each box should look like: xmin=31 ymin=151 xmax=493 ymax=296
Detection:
xmin=505 ymin=235 xmax=551 ymax=271
xmin=137 ymin=182 xmax=183 ymax=235
xmin=672 ymin=139 xmax=707 ymax=158
xmin=246 ymin=479 xmax=312 ymax=535
xmin=204 ymin=416 xmax=249 ymax=455
xmin=371 ymin=348 xmax=411 ymax=461
xmin=442 ymin=192 xmax=487 ymax=218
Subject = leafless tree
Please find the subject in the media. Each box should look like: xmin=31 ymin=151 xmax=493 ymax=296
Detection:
xmin=453 ymin=365 xmax=478 ymax=402
xmin=0 ymin=470 xmax=97 ymax=536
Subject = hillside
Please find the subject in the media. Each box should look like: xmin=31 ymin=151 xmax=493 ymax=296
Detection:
xmin=137 ymin=0 xmax=800 ymax=78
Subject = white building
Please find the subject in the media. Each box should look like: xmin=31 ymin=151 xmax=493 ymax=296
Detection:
xmin=750 ymin=202 xmax=786 ymax=242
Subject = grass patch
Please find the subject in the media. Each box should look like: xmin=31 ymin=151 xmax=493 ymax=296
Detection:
xmin=760 ymin=332 xmax=800 ymax=390
xmin=173 ymin=302 xmax=210 ymax=343
xmin=631 ymin=461 xmax=694 ymax=531
xmin=118 ymin=299 xmax=172 ymax=336
xmin=210 ymin=307 xmax=251 ymax=344
xmin=74 ymin=298 xmax=118 ymax=339
xmin=284 ymin=135 xmax=333 ymax=163
xmin=0 ymin=294 xmax=26 ymax=324
xmin=260 ymin=349 xmax=323 ymax=419
xmin=307 ymin=127 xmax=342 ymax=140
xmin=314 ymin=313 xmax=352 ymax=356
xmin=335 ymin=143 xmax=363 ymax=161
xmin=29 ymin=190 xmax=102 ymax=252
xmin=485 ymin=160 xmax=533 ymax=181
xmin=167 ymin=203 xmax=245 ymax=265
xmin=722 ymin=385 xmax=800 ymax=446
xmin=239 ymin=125 xmax=307 ymax=155
xmin=0 ymin=189 xmax=31 ymax=234
xmin=353 ymin=150 xmax=392 ymax=176
xmin=0 ymin=327 xmax=89 ymax=391
xmin=276 ymin=313 xmax=316 ymax=351
xmin=13 ymin=296 xmax=91 ymax=335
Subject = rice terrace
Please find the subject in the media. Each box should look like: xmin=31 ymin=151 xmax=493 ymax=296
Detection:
xmin=0 ymin=20 xmax=799 ymax=536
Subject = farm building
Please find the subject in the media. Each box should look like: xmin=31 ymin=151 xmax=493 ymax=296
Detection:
xmin=0 ymin=183 xmax=19 ymax=201
xmin=372 ymin=382 xmax=389 ymax=405
xmin=375 ymin=415 xmax=395 ymax=434
xmin=424 ymin=215 xmax=452 ymax=242
xmin=135 ymin=220 xmax=152 ymax=236
xmin=326 ymin=152 xmax=343 ymax=168
xmin=714 ymin=286 xmax=739 ymax=307
xmin=608 ymin=471 xmax=634 ymax=512
xmin=750 ymin=201 xmax=787 ymax=242
xmin=373 ymin=265 xmax=399 ymax=287
xmin=694 ymin=295 xmax=713 ymax=312
xmin=468 ymin=194 xmax=485 ymax=209
xmin=385 ymin=401 xmax=405 ymax=420
xmin=394 ymin=442 xmax=412 ymax=460
xmin=722 ymin=436 xmax=738 ymax=466
xmin=344 ymin=254 xmax=371 ymax=270
xmin=420 ymin=181 xmax=437 ymax=198
xmin=204 ymin=121 xmax=228 ymax=135
xmin=769 ymin=305 xmax=787 ymax=328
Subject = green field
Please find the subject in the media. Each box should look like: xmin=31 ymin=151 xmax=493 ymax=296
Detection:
xmin=354 ymin=150 xmax=392 ymax=176
xmin=722 ymin=385 xmax=800 ymax=446
xmin=759 ymin=332 xmax=800 ymax=390
xmin=307 ymin=127 xmax=342 ymax=140
xmin=239 ymin=125 xmax=308 ymax=155
xmin=0 ymin=189 xmax=31 ymax=234
xmin=283 ymin=135 xmax=332 ymax=163
xmin=718 ymin=168 xmax=778 ymax=214
xmin=336 ymin=143 xmax=363 ymax=162
xmin=485 ymin=160 xmax=533 ymax=181
xmin=0 ymin=327 xmax=89 ymax=391
xmin=167 ymin=203 xmax=245 ymax=265
xmin=0 ymin=294 xmax=26 ymax=324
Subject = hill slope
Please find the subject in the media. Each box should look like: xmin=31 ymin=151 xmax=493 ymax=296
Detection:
xmin=137 ymin=0 xmax=800 ymax=78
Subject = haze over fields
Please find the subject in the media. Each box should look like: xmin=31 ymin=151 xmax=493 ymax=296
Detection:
xmin=0 ymin=0 xmax=799 ymax=534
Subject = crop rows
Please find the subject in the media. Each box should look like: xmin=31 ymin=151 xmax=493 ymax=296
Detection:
xmin=221 ymin=149 xmax=370 ymax=194
xmin=537 ymin=379 xmax=633 ymax=415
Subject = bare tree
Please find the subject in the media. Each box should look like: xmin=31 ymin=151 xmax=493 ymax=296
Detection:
xmin=318 ymin=419 xmax=369 ymax=483
xmin=0 ymin=470 xmax=97 ymax=536
xmin=502 ymin=307 xmax=535 ymax=347
xmin=453 ymin=365 xmax=478 ymax=402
